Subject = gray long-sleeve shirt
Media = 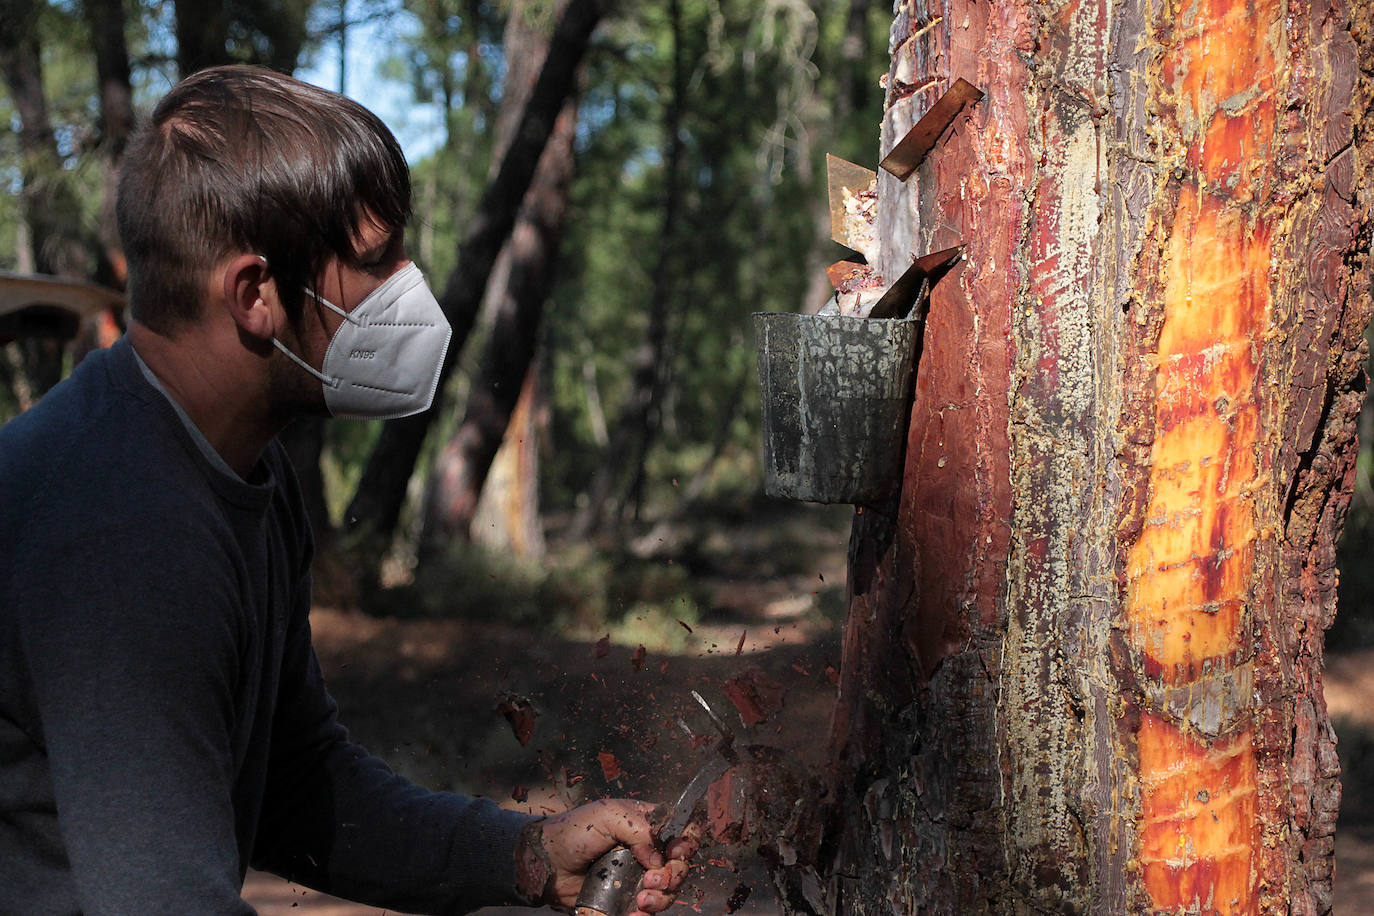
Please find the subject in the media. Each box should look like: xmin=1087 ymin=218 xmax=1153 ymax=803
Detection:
xmin=0 ymin=337 xmax=536 ymax=914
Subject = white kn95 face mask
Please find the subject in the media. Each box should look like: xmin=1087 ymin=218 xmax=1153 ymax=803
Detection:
xmin=272 ymin=262 xmax=452 ymax=420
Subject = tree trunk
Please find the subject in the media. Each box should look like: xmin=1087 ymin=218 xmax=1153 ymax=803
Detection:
xmin=173 ymin=0 xmax=233 ymax=74
xmin=421 ymin=0 xmax=581 ymax=548
xmin=82 ymin=0 xmax=134 ymax=293
xmin=470 ymin=366 xmax=547 ymax=558
xmin=341 ymin=0 xmax=608 ymax=588
xmin=778 ymin=1 xmax=1373 ymax=913
xmin=173 ymin=0 xmax=306 ymax=77
xmin=334 ymin=0 xmax=346 ymax=93
xmin=570 ymin=0 xmax=685 ymax=539
xmin=246 ymin=0 xmax=307 ymax=74
xmin=0 ymin=0 xmax=89 ymax=281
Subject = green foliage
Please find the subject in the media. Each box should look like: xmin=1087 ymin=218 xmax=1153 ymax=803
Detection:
xmin=535 ymin=0 xmax=890 ymax=511
xmin=388 ymin=0 xmax=506 ymax=283
xmin=322 ymin=417 xmax=385 ymax=523
xmin=0 ymin=1 xmax=107 ymax=272
xmin=0 ymin=182 xmax=20 ymax=274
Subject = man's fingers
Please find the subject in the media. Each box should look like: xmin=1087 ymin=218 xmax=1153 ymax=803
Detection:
xmin=634 ymin=888 xmax=679 ymax=914
xmin=642 ymin=859 xmax=689 ymax=892
xmin=629 ymin=839 xmax=664 ymax=870
xmin=663 ymin=822 xmax=702 ymax=862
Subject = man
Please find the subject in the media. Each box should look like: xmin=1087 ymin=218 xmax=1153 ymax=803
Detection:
xmin=0 ymin=66 xmax=693 ymax=914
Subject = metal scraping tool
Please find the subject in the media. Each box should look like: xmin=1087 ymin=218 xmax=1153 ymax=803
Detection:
xmin=574 ymin=692 xmax=737 ymax=916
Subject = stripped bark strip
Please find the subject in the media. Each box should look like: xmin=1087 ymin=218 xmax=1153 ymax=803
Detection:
xmin=1118 ymin=0 xmax=1369 ymax=911
xmin=1136 ymin=714 xmax=1259 ymax=911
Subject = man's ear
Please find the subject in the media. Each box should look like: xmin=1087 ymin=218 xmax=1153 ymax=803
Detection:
xmin=221 ymin=254 xmax=276 ymax=341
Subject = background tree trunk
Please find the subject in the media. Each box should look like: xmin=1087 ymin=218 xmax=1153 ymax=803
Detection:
xmin=470 ymin=365 xmax=547 ymax=558
xmin=421 ymin=0 xmax=580 ymax=550
xmin=570 ymin=0 xmax=685 ymax=538
xmin=777 ymin=0 xmax=1374 ymax=913
xmin=173 ymin=0 xmax=233 ymax=74
xmin=82 ymin=0 xmax=134 ymax=292
xmin=173 ymin=0 xmax=307 ymax=76
xmin=341 ymin=0 xmax=608 ymax=589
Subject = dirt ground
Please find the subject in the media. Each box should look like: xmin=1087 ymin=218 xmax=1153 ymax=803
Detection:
xmin=241 ymin=504 xmax=1374 ymax=914
xmin=245 ymin=500 xmax=852 ymax=916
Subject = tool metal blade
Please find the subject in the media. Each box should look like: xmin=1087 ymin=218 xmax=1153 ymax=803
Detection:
xmin=879 ymin=78 xmax=984 ymax=181
xmin=652 ymin=691 xmax=739 ymax=843
xmin=867 ymin=245 xmax=965 ymax=320
xmin=690 ymin=690 xmax=735 ymax=744
xmin=656 ymin=752 xmax=732 ymax=844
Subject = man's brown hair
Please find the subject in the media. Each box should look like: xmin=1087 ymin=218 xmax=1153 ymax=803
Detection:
xmin=117 ymin=65 xmax=412 ymax=334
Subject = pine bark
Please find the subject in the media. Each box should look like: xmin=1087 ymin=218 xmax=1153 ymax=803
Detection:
xmin=779 ymin=1 xmax=1374 ymax=913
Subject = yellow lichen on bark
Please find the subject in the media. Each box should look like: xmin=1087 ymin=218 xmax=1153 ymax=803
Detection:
xmin=1122 ymin=0 xmax=1279 ymax=910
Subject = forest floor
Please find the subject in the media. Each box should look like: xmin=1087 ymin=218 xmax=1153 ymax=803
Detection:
xmin=244 ymin=498 xmax=853 ymax=916
xmin=242 ymin=499 xmax=1374 ymax=915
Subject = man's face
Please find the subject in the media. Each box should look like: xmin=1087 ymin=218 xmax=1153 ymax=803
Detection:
xmin=270 ymin=216 xmax=411 ymax=415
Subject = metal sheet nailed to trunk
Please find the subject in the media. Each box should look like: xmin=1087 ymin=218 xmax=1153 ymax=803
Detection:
xmin=754 ymin=312 xmax=919 ymax=504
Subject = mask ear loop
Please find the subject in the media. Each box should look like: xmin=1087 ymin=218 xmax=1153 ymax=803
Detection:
xmin=258 ymin=256 xmax=348 ymax=389
xmin=262 ymin=253 xmax=360 ymax=325
xmin=271 ymin=337 xmax=340 ymax=388
xmin=303 ymin=288 xmax=360 ymax=325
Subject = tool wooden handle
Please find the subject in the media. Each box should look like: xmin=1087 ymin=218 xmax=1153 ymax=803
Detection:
xmin=574 ymin=845 xmax=643 ymax=916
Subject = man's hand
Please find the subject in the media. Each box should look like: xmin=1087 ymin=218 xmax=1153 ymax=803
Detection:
xmin=516 ymin=799 xmax=698 ymax=915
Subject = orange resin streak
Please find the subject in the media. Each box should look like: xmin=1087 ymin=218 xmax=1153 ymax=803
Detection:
xmin=1126 ymin=186 xmax=1270 ymax=684
xmin=1138 ymin=714 xmax=1259 ymax=912
xmin=1123 ymin=0 xmax=1277 ymax=910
